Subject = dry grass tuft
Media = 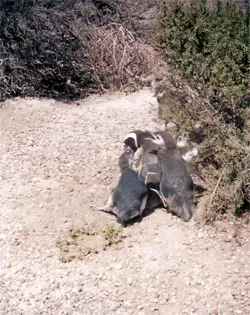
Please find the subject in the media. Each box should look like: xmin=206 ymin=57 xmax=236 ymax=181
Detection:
xmin=82 ymin=23 xmax=167 ymax=92
xmin=56 ymin=223 xmax=124 ymax=263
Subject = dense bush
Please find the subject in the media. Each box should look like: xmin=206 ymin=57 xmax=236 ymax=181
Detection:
xmin=155 ymin=0 xmax=249 ymax=128
xmin=154 ymin=0 xmax=250 ymax=221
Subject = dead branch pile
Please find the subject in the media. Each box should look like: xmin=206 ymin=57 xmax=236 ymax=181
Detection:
xmin=0 ymin=1 xmax=94 ymax=101
xmin=0 ymin=0 xmax=162 ymax=101
xmin=83 ymin=23 xmax=166 ymax=92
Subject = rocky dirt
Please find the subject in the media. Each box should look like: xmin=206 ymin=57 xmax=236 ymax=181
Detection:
xmin=0 ymin=89 xmax=249 ymax=315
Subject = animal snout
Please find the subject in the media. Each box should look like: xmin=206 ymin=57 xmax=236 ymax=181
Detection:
xmin=180 ymin=204 xmax=193 ymax=222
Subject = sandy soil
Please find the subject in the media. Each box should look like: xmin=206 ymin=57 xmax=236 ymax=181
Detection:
xmin=0 ymin=89 xmax=249 ymax=315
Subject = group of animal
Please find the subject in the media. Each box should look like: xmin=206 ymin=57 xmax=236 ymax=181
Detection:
xmin=98 ymin=130 xmax=204 ymax=225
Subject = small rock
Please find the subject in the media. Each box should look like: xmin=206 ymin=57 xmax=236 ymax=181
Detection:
xmin=127 ymin=278 xmax=133 ymax=285
xmin=115 ymin=264 xmax=123 ymax=270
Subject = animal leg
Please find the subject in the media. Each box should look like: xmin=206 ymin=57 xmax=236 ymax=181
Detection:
xmin=97 ymin=192 xmax=117 ymax=215
xmin=185 ymin=162 xmax=206 ymax=182
xmin=139 ymin=195 xmax=148 ymax=214
xmin=150 ymin=188 xmax=168 ymax=208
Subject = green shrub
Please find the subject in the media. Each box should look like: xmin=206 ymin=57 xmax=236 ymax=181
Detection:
xmin=154 ymin=1 xmax=250 ymax=221
xmin=155 ymin=0 xmax=249 ymax=127
xmin=157 ymin=85 xmax=250 ymax=222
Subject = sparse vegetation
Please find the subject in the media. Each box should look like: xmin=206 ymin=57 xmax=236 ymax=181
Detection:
xmin=56 ymin=223 xmax=124 ymax=263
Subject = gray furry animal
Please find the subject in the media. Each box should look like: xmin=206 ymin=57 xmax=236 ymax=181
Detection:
xmin=123 ymin=130 xmax=204 ymax=214
xmin=176 ymin=132 xmax=198 ymax=162
xmin=100 ymin=129 xmax=202 ymax=224
xmin=136 ymin=133 xmax=169 ymax=209
xmin=154 ymin=130 xmax=176 ymax=150
xmin=137 ymin=131 xmax=176 ymax=188
xmin=137 ymin=137 xmax=165 ymax=189
xmin=98 ymin=147 xmax=148 ymax=225
xmin=123 ymin=130 xmax=157 ymax=172
xmin=175 ymin=132 xmax=205 ymax=182
xmin=118 ymin=146 xmax=134 ymax=172
xmin=155 ymin=130 xmax=204 ymax=182
xmin=123 ymin=129 xmax=191 ymax=212
xmin=123 ymin=130 xmax=156 ymax=153
xmin=149 ymin=136 xmax=194 ymax=222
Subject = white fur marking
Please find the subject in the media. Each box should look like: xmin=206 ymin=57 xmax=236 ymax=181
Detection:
xmin=176 ymin=135 xmax=189 ymax=148
xmin=192 ymin=147 xmax=198 ymax=156
xmin=182 ymin=148 xmax=198 ymax=161
xmin=149 ymin=135 xmax=165 ymax=146
xmin=150 ymin=188 xmax=168 ymax=208
xmin=123 ymin=132 xmax=138 ymax=148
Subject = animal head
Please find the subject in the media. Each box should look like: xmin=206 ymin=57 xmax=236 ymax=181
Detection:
xmin=173 ymin=202 xmax=193 ymax=222
xmin=123 ymin=130 xmax=156 ymax=152
xmin=146 ymin=134 xmax=165 ymax=147
xmin=117 ymin=209 xmax=140 ymax=225
xmin=154 ymin=131 xmax=176 ymax=149
xmin=119 ymin=146 xmax=134 ymax=172
xmin=165 ymin=121 xmax=180 ymax=132
xmin=176 ymin=132 xmax=190 ymax=148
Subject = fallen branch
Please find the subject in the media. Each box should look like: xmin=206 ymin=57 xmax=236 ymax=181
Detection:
xmin=207 ymin=167 xmax=227 ymax=213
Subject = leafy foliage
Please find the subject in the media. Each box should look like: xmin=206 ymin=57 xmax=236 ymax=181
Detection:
xmin=158 ymin=85 xmax=250 ymax=222
xmin=155 ymin=1 xmax=249 ymax=221
xmin=155 ymin=0 xmax=249 ymax=126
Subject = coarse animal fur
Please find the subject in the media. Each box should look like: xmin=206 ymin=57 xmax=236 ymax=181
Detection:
xmin=149 ymin=136 xmax=194 ymax=221
xmin=98 ymin=147 xmax=148 ymax=225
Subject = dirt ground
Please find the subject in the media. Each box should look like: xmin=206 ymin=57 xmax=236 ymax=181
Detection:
xmin=0 ymin=89 xmax=249 ymax=315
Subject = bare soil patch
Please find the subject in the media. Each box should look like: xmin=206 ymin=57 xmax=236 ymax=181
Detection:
xmin=0 ymin=90 xmax=249 ymax=314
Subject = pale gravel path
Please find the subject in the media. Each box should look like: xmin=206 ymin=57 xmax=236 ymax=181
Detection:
xmin=0 ymin=90 xmax=249 ymax=315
